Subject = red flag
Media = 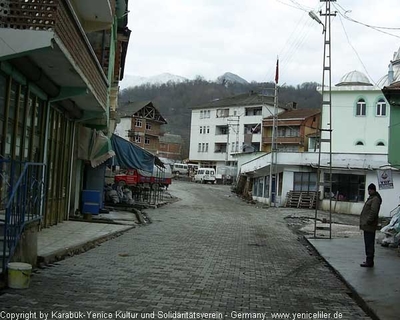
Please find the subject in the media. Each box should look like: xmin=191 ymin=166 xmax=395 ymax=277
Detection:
xmin=275 ymin=58 xmax=279 ymax=84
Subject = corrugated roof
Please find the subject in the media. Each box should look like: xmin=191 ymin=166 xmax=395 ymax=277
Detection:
xmin=159 ymin=133 xmax=183 ymax=144
xmin=119 ymin=100 xmax=152 ymax=117
xmin=264 ymin=108 xmax=321 ymax=120
xmin=191 ymin=92 xmax=276 ymax=109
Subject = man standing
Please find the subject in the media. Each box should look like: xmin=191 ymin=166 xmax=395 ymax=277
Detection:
xmin=360 ymin=183 xmax=382 ymax=267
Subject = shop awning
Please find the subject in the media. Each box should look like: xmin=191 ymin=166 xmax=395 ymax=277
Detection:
xmin=111 ymin=134 xmax=164 ymax=172
xmin=77 ymin=127 xmax=115 ymax=168
xmin=90 ymin=131 xmax=115 ymax=168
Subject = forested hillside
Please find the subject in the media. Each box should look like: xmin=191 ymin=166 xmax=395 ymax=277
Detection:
xmin=119 ymin=79 xmax=322 ymax=157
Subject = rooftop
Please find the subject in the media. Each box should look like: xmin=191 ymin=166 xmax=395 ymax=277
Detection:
xmin=191 ymin=91 xmax=276 ymax=110
xmin=118 ymin=100 xmax=167 ymax=123
xmin=264 ymin=108 xmax=321 ymax=120
xmin=336 ymin=70 xmax=372 ymax=87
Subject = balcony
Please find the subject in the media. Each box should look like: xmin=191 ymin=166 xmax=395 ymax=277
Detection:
xmin=0 ymin=0 xmax=109 ymax=113
xmin=263 ymin=136 xmax=303 ymax=144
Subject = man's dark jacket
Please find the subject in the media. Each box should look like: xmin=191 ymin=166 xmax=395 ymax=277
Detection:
xmin=360 ymin=191 xmax=382 ymax=232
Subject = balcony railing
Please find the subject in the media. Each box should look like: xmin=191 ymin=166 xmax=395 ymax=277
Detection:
xmin=0 ymin=0 xmax=108 ymax=108
xmin=263 ymin=136 xmax=303 ymax=144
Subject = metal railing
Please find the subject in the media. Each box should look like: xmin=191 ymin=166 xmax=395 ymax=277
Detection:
xmin=1 ymin=161 xmax=45 ymax=272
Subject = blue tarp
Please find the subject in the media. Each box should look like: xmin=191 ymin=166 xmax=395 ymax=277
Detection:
xmin=111 ymin=134 xmax=156 ymax=172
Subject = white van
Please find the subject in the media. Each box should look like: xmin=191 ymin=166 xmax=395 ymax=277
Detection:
xmin=172 ymin=163 xmax=188 ymax=175
xmin=194 ymin=168 xmax=216 ymax=184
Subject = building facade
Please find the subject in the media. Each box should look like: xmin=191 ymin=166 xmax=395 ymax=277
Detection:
xmin=237 ymin=71 xmax=397 ymax=216
xmin=262 ymin=107 xmax=321 ymax=153
xmin=189 ymin=91 xmax=285 ymax=176
xmin=0 ymin=0 xmax=130 ymax=271
xmin=158 ymin=133 xmax=184 ymax=160
xmin=115 ymin=101 xmax=167 ymax=154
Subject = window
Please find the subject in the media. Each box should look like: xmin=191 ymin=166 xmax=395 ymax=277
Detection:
xmin=202 ymin=143 xmax=205 ymax=152
xmin=198 ymin=143 xmax=201 ymax=152
xmin=253 ymin=177 xmax=264 ymax=197
xmin=207 ymin=126 xmax=210 ymax=134
xmin=146 ymin=123 xmax=152 ymax=130
xmin=216 ymin=108 xmax=229 ymax=118
xmin=376 ymin=99 xmax=387 ymax=116
xmin=145 ymin=137 xmax=150 ymax=145
xmin=200 ymin=126 xmax=203 ymax=134
xmin=355 ymin=141 xmax=364 ymax=146
xmin=206 ymin=110 xmax=211 ymax=118
xmin=216 ymin=125 xmax=228 ymax=135
xmin=377 ymin=141 xmax=385 ymax=146
xmin=205 ymin=143 xmax=209 ymax=152
xmin=244 ymin=124 xmax=261 ymax=134
xmin=277 ymin=126 xmax=300 ymax=137
xmin=231 ymin=142 xmax=235 ymax=152
xmin=135 ymin=118 xmax=142 ymax=127
xmin=356 ymin=99 xmax=366 ymax=116
xmin=134 ymin=135 xmax=141 ymax=143
xmin=324 ymin=173 xmax=365 ymax=202
xmin=245 ymin=107 xmax=262 ymax=116
xmin=293 ymin=173 xmax=317 ymax=192
xmin=200 ymin=111 xmax=204 ymax=119
xmin=264 ymin=176 xmax=270 ymax=198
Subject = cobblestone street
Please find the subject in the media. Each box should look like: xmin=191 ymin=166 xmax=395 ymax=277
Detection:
xmin=0 ymin=181 xmax=371 ymax=319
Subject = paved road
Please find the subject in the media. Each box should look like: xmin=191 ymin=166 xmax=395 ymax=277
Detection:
xmin=0 ymin=181 xmax=370 ymax=319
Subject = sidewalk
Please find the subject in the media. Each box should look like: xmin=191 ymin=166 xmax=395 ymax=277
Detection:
xmin=307 ymin=236 xmax=400 ymax=320
xmin=38 ymin=220 xmax=133 ymax=263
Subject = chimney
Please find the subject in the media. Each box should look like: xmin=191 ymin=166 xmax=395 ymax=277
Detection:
xmin=388 ymin=61 xmax=394 ymax=84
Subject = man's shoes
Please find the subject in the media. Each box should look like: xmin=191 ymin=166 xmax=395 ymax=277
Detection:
xmin=360 ymin=261 xmax=374 ymax=268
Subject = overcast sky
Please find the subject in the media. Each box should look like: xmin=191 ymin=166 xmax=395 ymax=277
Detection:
xmin=124 ymin=0 xmax=400 ymax=86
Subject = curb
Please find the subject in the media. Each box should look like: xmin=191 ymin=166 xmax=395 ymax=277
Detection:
xmin=304 ymin=236 xmax=380 ymax=320
xmin=37 ymin=226 xmax=134 ymax=265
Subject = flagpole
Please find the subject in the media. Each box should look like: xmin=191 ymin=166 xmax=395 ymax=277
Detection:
xmin=269 ymin=57 xmax=279 ymax=207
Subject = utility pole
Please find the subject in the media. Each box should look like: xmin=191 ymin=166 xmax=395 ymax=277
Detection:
xmin=313 ymin=0 xmax=335 ymax=239
xmin=269 ymin=58 xmax=279 ymax=207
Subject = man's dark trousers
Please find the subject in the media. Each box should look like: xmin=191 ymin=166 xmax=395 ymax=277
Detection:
xmin=364 ymin=231 xmax=376 ymax=264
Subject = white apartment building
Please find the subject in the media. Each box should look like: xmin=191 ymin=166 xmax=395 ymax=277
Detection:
xmin=189 ymin=91 xmax=285 ymax=176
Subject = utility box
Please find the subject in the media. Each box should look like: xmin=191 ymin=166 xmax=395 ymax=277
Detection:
xmin=81 ymin=190 xmax=101 ymax=215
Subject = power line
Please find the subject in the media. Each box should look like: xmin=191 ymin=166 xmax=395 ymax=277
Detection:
xmin=335 ymin=2 xmax=400 ymax=30
xmin=265 ymin=1 xmax=323 ymax=82
xmin=335 ymin=10 xmax=379 ymax=87
xmin=273 ymin=0 xmax=308 ymax=12
xmin=334 ymin=4 xmax=400 ymax=39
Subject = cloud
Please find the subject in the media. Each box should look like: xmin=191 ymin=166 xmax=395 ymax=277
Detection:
xmin=124 ymin=0 xmax=400 ymax=85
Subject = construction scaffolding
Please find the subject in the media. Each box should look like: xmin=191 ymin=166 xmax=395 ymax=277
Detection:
xmin=313 ymin=0 xmax=336 ymax=239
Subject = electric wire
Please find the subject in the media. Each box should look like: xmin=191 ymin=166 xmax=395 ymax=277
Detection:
xmin=334 ymin=4 xmax=400 ymax=39
xmin=265 ymin=1 xmax=324 ymax=83
xmin=335 ymin=2 xmax=400 ymax=30
xmin=335 ymin=8 xmax=379 ymax=87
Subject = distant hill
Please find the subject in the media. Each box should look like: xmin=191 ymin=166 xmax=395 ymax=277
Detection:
xmin=119 ymin=79 xmax=322 ymax=158
xmin=120 ymin=73 xmax=188 ymax=89
xmin=217 ymin=72 xmax=249 ymax=86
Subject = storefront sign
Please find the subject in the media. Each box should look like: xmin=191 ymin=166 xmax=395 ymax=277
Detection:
xmin=377 ymin=169 xmax=394 ymax=190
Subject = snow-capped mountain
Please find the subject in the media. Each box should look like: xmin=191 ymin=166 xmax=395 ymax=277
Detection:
xmin=216 ymin=72 xmax=249 ymax=85
xmin=120 ymin=73 xmax=188 ymax=89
